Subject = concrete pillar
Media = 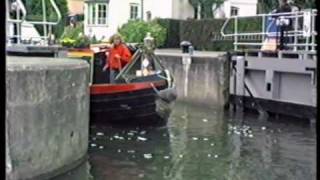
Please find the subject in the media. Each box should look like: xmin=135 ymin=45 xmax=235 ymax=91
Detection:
xmin=6 ymin=56 xmax=90 ymax=180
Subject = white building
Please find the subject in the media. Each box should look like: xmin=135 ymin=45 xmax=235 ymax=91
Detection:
xmin=214 ymin=0 xmax=258 ymax=18
xmin=83 ymin=0 xmax=257 ymax=40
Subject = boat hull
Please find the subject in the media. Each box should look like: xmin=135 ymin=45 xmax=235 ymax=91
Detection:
xmin=90 ymin=80 xmax=176 ymax=125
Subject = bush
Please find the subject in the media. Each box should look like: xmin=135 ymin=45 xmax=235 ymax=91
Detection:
xmin=157 ymin=18 xmax=262 ymax=51
xmin=118 ymin=20 xmax=167 ymax=47
xmin=60 ymin=22 xmax=96 ymax=48
xmin=155 ymin=18 xmax=181 ymax=48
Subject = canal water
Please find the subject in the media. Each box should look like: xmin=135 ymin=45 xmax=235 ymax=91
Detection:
xmin=53 ymin=101 xmax=316 ymax=180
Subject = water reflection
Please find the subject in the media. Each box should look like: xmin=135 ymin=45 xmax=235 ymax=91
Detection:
xmin=57 ymin=101 xmax=316 ymax=180
xmin=52 ymin=160 xmax=93 ymax=180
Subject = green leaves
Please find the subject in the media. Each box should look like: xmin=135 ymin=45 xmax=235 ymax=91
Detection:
xmin=22 ymin=0 xmax=69 ymax=38
xmin=60 ymin=22 xmax=97 ymax=48
xmin=118 ymin=20 xmax=167 ymax=48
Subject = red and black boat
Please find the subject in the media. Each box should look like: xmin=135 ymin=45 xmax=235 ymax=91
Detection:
xmin=68 ymin=44 xmax=177 ymax=125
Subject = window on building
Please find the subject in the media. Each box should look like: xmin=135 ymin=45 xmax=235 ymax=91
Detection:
xmin=130 ymin=3 xmax=139 ymax=20
xmin=230 ymin=6 xmax=239 ymax=16
xmin=88 ymin=3 xmax=108 ymax=25
xmin=98 ymin=4 xmax=107 ymax=24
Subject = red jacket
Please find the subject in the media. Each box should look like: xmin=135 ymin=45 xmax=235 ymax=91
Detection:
xmin=106 ymin=44 xmax=132 ymax=71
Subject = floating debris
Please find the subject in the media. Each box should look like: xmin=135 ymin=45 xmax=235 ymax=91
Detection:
xmin=202 ymin=118 xmax=208 ymax=122
xmin=137 ymin=136 xmax=147 ymax=141
xmin=127 ymin=132 xmax=135 ymax=136
xmin=90 ymin=143 xmax=97 ymax=147
xmin=179 ymin=154 xmax=184 ymax=158
xmin=192 ymin=137 xmax=198 ymax=141
xmin=248 ymin=134 xmax=253 ymax=138
xmin=143 ymin=154 xmax=153 ymax=159
xmin=261 ymin=126 xmax=266 ymax=130
xmin=203 ymin=138 xmax=209 ymax=141
xmin=96 ymin=132 xmax=104 ymax=136
xmin=214 ymin=154 xmax=219 ymax=158
xmin=99 ymin=146 xmax=104 ymax=149
xmin=117 ymin=149 xmax=122 ymax=153
xmin=163 ymin=156 xmax=170 ymax=159
xmin=210 ymin=143 xmax=215 ymax=146
xmin=127 ymin=150 xmax=135 ymax=154
xmin=207 ymin=154 xmax=212 ymax=158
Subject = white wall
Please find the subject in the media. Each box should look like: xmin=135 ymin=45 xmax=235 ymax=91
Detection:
xmin=84 ymin=0 xmax=257 ymax=40
xmin=221 ymin=0 xmax=257 ymax=18
xmin=172 ymin=0 xmax=194 ymax=19
xmin=144 ymin=0 xmax=173 ymax=19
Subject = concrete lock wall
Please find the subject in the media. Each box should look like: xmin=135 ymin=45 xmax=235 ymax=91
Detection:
xmin=6 ymin=56 xmax=90 ymax=180
xmin=156 ymin=51 xmax=229 ymax=107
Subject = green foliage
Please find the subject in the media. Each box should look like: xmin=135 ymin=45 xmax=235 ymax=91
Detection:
xmin=158 ymin=18 xmax=262 ymax=51
xmin=155 ymin=18 xmax=181 ymax=48
xmin=22 ymin=0 xmax=69 ymax=38
xmin=118 ymin=20 xmax=167 ymax=47
xmin=60 ymin=22 xmax=97 ymax=48
xmin=258 ymin=0 xmax=316 ymax=13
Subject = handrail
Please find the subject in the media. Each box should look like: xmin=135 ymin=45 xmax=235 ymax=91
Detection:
xmin=7 ymin=0 xmax=27 ymax=23
xmin=220 ymin=9 xmax=317 ymax=51
xmin=7 ymin=0 xmax=62 ymax=45
xmin=24 ymin=0 xmax=62 ymax=25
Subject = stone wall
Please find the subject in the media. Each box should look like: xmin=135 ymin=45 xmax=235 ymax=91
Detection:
xmin=6 ymin=56 xmax=90 ymax=180
xmin=156 ymin=51 xmax=229 ymax=107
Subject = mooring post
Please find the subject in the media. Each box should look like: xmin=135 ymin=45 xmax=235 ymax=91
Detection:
xmin=235 ymin=56 xmax=245 ymax=112
xmin=182 ymin=54 xmax=192 ymax=97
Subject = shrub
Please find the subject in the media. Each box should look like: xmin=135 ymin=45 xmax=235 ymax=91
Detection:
xmin=155 ymin=18 xmax=181 ymax=48
xmin=118 ymin=20 xmax=167 ymax=47
xmin=60 ymin=22 xmax=97 ymax=48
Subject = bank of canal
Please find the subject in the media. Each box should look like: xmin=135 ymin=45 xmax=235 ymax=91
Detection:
xmin=53 ymin=101 xmax=316 ymax=180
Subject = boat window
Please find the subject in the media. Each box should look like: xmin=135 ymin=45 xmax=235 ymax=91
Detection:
xmin=115 ymin=50 xmax=166 ymax=83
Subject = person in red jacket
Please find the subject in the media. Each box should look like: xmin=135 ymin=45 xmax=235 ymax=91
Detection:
xmin=103 ymin=34 xmax=132 ymax=83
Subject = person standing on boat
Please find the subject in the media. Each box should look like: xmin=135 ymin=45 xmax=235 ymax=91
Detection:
xmin=103 ymin=34 xmax=132 ymax=83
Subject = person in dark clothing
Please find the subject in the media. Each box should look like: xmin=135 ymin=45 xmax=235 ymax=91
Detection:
xmin=274 ymin=0 xmax=293 ymax=50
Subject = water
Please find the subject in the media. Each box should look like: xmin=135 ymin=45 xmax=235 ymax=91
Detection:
xmin=54 ymin=101 xmax=316 ymax=180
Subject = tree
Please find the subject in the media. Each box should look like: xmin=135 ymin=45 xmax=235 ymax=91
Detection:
xmin=258 ymin=0 xmax=315 ymax=13
xmin=21 ymin=0 xmax=69 ymax=38
xmin=188 ymin=0 xmax=200 ymax=19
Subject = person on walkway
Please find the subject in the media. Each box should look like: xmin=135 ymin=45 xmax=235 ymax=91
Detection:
xmin=103 ymin=34 xmax=132 ymax=83
xmin=274 ymin=0 xmax=293 ymax=50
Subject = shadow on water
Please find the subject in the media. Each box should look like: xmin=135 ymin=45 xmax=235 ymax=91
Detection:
xmin=54 ymin=101 xmax=316 ymax=180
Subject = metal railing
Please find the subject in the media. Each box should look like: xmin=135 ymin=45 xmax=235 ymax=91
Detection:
xmin=220 ymin=9 xmax=317 ymax=52
xmin=6 ymin=0 xmax=62 ymax=46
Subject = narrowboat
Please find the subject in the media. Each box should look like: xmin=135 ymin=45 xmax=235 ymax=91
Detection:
xmin=67 ymin=41 xmax=177 ymax=125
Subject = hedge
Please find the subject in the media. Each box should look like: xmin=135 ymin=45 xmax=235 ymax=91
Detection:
xmin=157 ymin=18 xmax=262 ymax=51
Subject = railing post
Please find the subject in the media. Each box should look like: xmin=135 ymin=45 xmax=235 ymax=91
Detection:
xmin=16 ymin=3 xmax=21 ymax=44
xmin=293 ymin=11 xmax=298 ymax=51
xmin=234 ymin=16 xmax=238 ymax=51
xmin=42 ymin=0 xmax=48 ymax=45
xmin=262 ymin=14 xmax=265 ymax=45
xmin=311 ymin=11 xmax=315 ymax=52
